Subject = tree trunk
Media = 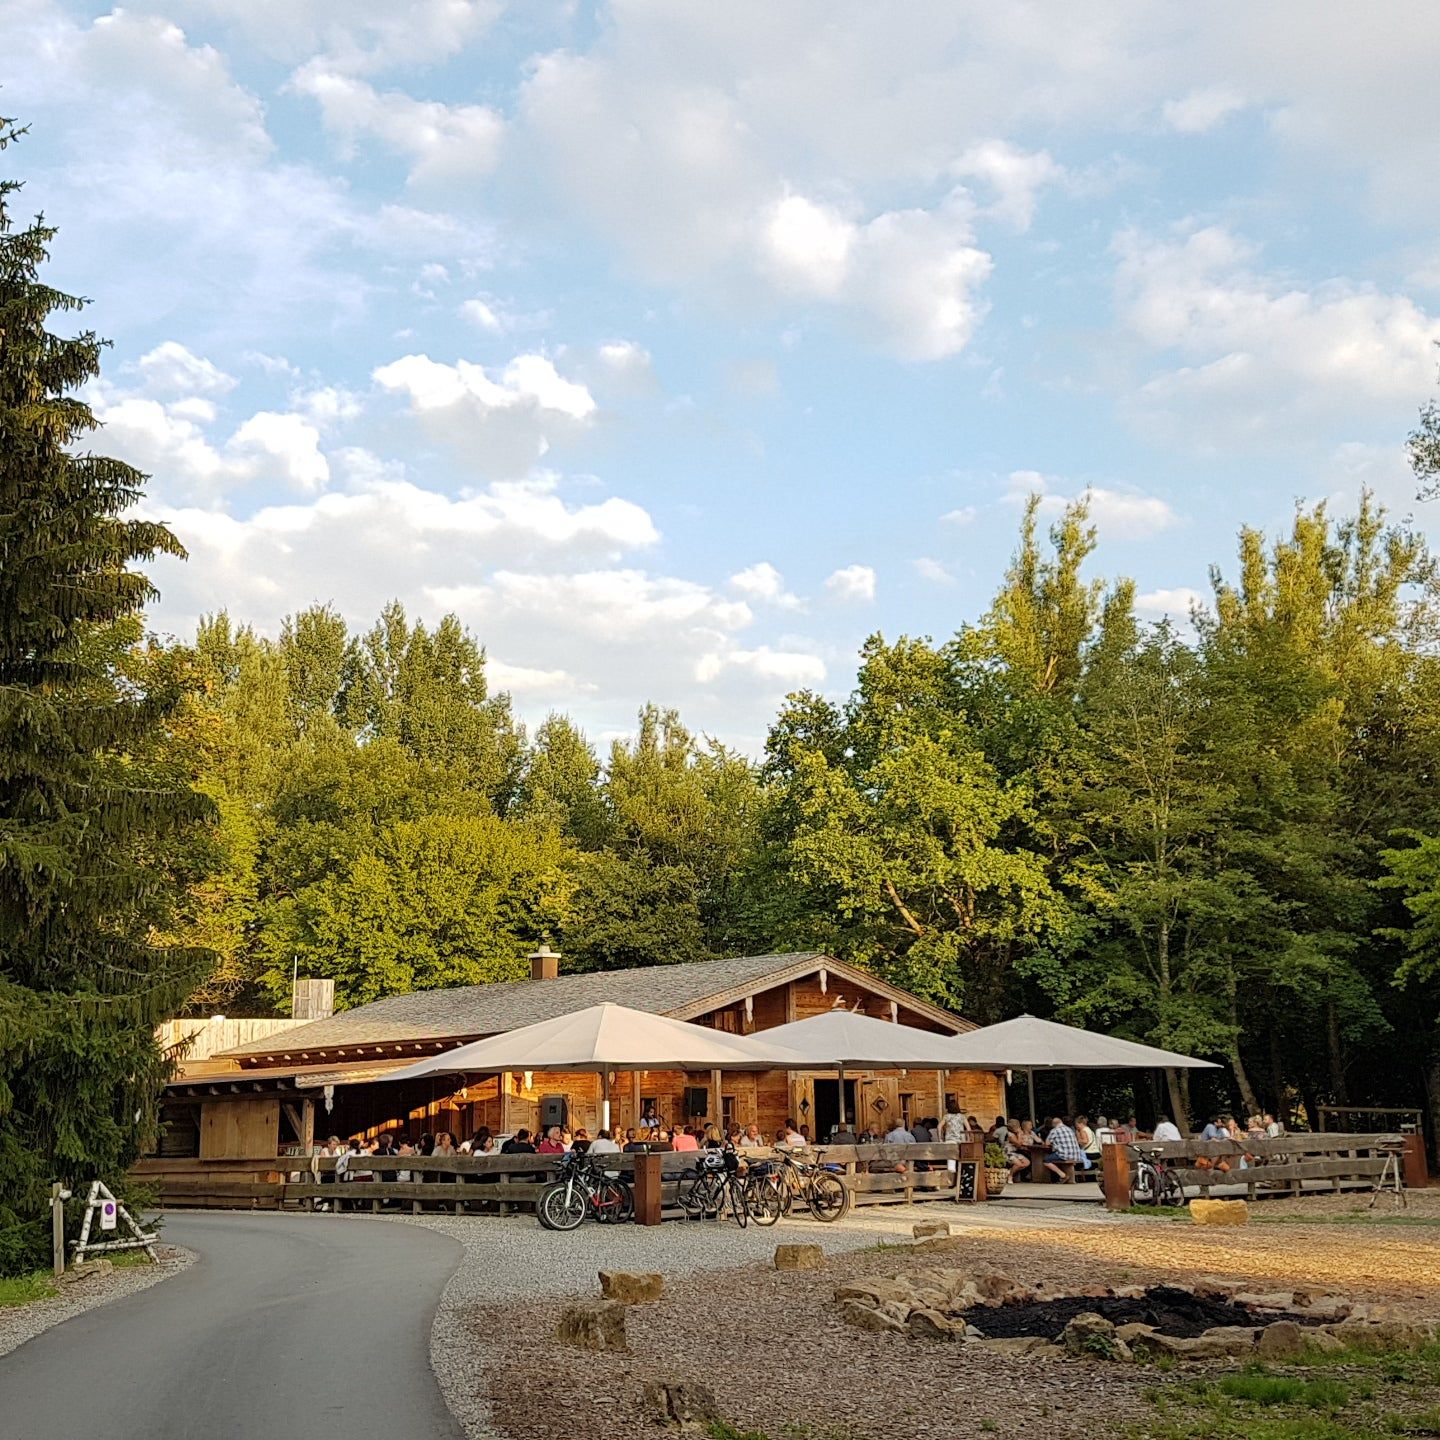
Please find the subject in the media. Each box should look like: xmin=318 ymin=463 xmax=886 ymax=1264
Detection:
xmin=1064 ymin=1068 xmax=1078 ymax=1118
xmin=1268 ymin=1027 xmax=1286 ymax=1119
xmin=1226 ymin=974 xmax=1261 ymax=1119
xmin=1164 ymin=1067 xmax=1189 ymax=1133
xmin=1326 ymin=1002 xmax=1349 ymax=1104
xmin=1424 ymin=1056 xmax=1440 ymax=1173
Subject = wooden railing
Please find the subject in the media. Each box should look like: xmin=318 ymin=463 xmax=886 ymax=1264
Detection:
xmin=136 ymin=1141 xmax=987 ymax=1215
xmin=1099 ymin=1131 xmax=1426 ymax=1211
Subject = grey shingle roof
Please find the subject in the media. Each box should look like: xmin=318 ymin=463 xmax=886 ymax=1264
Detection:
xmin=217 ymin=952 xmax=836 ymax=1060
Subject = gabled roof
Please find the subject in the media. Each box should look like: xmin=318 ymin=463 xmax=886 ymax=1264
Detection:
xmin=215 ymin=951 xmax=974 ymax=1062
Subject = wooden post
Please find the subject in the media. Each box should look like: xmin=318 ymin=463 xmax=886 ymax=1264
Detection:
xmin=498 ymin=1072 xmax=510 ymax=1134
xmin=51 ymin=1183 xmax=66 ymax=1278
xmin=632 ymin=1153 xmax=663 ymax=1226
xmin=1401 ymin=1132 xmax=1429 ymax=1190
xmin=299 ymin=1097 xmax=315 ymax=1154
xmin=631 ymin=1071 xmax=641 ymax=1132
xmin=1101 ymin=1143 xmax=1130 ymax=1211
xmin=710 ymin=1069 xmax=722 ymax=1130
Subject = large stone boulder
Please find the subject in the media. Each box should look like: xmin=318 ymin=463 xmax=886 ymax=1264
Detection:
xmin=556 ymin=1300 xmax=628 ymax=1352
xmin=912 ymin=1221 xmax=951 ymax=1239
xmin=1190 ymin=1199 xmax=1248 ymax=1226
xmin=599 ymin=1270 xmax=664 ymax=1303
xmin=1255 ymin=1320 xmax=1307 ymax=1359
xmin=834 ymin=1277 xmax=918 ymax=1307
xmin=907 ymin=1308 xmax=959 ymax=1340
xmin=1328 ymin=1318 xmax=1435 ymax=1352
xmin=774 ymin=1243 xmax=823 ymax=1271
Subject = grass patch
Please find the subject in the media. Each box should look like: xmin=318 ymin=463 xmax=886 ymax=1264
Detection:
xmin=1120 ymin=1204 xmax=1191 ymax=1220
xmin=0 ymin=1270 xmax=59 ymax=1309
xmin=1217 ymin=1374 xmax=1352 ymax=1409
xmin=109 ymin=1248 xmax=154 ymax=1269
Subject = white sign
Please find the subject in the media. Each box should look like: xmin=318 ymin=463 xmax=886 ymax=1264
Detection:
xmin=99 ymin=1200 xmax=117 ymax=1231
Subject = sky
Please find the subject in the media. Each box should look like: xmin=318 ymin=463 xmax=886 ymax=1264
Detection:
xmin=4 ymin=1 xmax=1440 ymax=751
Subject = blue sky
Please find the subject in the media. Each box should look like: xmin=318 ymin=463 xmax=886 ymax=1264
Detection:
xmin=4 ymin=1 xmax=1440 ymax=749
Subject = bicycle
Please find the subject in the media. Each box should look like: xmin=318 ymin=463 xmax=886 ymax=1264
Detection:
xmin=1129 ymin=1144 xmax=1186 ymax=1207
xmin=537 ymin=1150 xmax=634 ymax=1230
xmin=678 ymin=1149 xmax=750 ymax=1227
xmin=751 ymin=1147 xmax=850 ymax=1223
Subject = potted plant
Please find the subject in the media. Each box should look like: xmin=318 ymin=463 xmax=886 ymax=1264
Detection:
xmin=984 ymin=1143 xmax=1009 ymax=1196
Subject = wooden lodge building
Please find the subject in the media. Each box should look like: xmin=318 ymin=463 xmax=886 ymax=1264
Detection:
xmin=156 ymin=951 xmax=1005 ymax=1167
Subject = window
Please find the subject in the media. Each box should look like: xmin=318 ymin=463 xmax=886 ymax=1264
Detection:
xmin=722 ymin=1095 xmax=736 ymax=1129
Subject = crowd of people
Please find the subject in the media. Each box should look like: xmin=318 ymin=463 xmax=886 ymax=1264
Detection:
xmin=306 ymin=1101 xmax=1287 ymax=1201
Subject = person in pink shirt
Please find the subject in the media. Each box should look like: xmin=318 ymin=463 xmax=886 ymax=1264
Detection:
xmin=536 ymin=1125 xmax=566 ymax=1155
xmin=672 ymin=1126 xmax=700 ymax=1152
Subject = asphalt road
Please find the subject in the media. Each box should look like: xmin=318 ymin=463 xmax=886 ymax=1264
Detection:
xmin=0 ymin=1211 xmax=465 ymax=1440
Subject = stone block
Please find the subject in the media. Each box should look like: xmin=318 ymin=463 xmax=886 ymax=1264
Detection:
xmin=839 ymin=1299 xmax=906 ymax=1334
xmin=908 ymin=1307 xmax=959 ymax=1340
xmin=1060 ymin=1312 xmax=1128 ymax=1361
xmin=643 ymin=1380 xmax=720 ymax=1428
xmin=1255 ymin=1320 xmax=1307 ymax=1359
xmin=556 ymin=1300 xmax=628 ymax=1352
xmin=598 ymin=1270 xmax=665 ymax=1303
xmin=774 ymin=1243 xmax=823 ymax=1271
xmin=912 ymin=1221 xmax=951 ymax=1239
xmin=972 ymin=1335 xmax=1052 ymax=1354
xmin=1190 ymin=1199 xmax=1248 ymax=1226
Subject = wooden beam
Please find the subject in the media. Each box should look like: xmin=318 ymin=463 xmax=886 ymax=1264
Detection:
xmin=710 ymin=1068 xmax=722 ymax=1130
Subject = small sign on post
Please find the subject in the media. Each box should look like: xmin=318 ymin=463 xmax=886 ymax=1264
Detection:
xmin=72 ymin=1181 xmax=159 ymax=1264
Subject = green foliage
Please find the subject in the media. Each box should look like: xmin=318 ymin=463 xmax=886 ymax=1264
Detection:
xmin=0 ymin=120 xmax=212 ymax=1272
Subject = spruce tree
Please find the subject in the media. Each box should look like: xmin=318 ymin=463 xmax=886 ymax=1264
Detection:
xmin=0 ymin=121 xmax=212 ymax=1272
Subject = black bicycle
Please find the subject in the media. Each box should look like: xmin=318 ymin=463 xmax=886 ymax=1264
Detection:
xmin=678 ymin=1149 xmax=750 ymax=1227
xmin=744 ymin=1147 xmax=850 ymax=1223
xmin=1130 ymin=1144 xmax=1186 ymax=1207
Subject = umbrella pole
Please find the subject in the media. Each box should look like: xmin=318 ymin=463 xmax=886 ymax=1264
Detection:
xmin=601 ymin=1070 xmax=611 ymax=1133
xmin=1027 ymin=1068 xmax=1037 ymax=1127
xmin=837 ymin=1064 xmax=846 ymax=1136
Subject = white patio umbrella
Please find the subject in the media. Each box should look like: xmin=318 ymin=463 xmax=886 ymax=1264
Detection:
xmin=739 ymin=1009 xmax=973 ymax=1136
xmin=376 ymin=1002 xmax=808 ymax=1129
xmin=942 ymin=1013 xmax=1218 ymax=1125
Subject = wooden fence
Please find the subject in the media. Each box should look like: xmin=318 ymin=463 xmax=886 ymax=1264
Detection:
xmin=135 ymin=1141 xmax=986 ymax=1215
xmin=1099 ymin=1131 xmax=1425 ymax=1210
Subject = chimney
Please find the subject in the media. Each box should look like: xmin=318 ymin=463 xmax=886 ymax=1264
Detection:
xmin=528 ymin=944 xmax=560 ymax=982
xmin=293 ymin=977 xmax=336 ymax=1020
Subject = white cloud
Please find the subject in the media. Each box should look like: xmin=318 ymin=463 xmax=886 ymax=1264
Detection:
xmin=913 ymin=557 xmax=955 ymax=585
xmin=951 ymin=140 xmax=1064 ymax=231
xmin=729 ymin=562 xmax=802 ymax=609
xmin=756 ymin=192 xmax=992 ymax=359
xmin=1135 ymin=586 xmax=1206 ymax=619
xmin=135 ymin=342 xmax=237 ymax=397
xmin=824 ymin=564 xmax=876 ymax=602
xmin=462 ymin=298 xmax=506 ymax=332
xmin=695 ymin=646 xmax=826 ymax=687
xmin=169 ymin=0 xmax=502 ymax=73
xmin=1115 ymin=225 xmax=1440 ymax=437
xmin=229 ymin=412 xmax=330 ymax=493
xmin=374 ymin=353 xmax=598 ymax=474
xmin=291 ymin=62 xmax=504 ymax=186
xmin=1161 ymin=87 xmax=1247 ymax=134
xmin=1005 ymin=470 xmax=1179 ymax=539
xmin=485 ymin=659 xmax=597 ymax=698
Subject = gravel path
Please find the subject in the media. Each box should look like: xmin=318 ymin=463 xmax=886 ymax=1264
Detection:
xmin=400 ymin=1199 xmax=1439 ymax=1440
xmin=396 ymin=1206 xmax=934 ymax=1439
xmin=0 ymin=1245 xmax=194 ymax=1361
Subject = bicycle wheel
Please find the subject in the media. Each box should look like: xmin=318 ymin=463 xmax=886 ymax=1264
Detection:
xmin=727 ymin=1177 xmax=749 ymax=1228
xmin=805 ymin=1172 xmax=850 ymax=1222
xmin=1159 ymin=1167 xmax=1186 ymax=1207
xmin=536 ymin=1180 xmax=560 ymax=1229
xmin=1130 ymin=1160 xmax=1162 ymax=1206
xmin=597 ymin=1177 xmax=634 ymax=1224
xmin=746 ymin=1175 xmax=783 ymax=1226
xmin=539 ymin=1181 xmax=586 ymax=1231
xmin=678 ymin=1175 xmax=707 ymax=1219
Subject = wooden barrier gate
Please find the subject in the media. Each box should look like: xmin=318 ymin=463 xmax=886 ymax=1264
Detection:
xmin=1100 ymin=1131 xmax=1427 ymax=1211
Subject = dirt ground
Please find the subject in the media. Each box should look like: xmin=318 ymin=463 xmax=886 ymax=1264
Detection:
xmin=473 ymin=1196 xmax=1440 ymax=1440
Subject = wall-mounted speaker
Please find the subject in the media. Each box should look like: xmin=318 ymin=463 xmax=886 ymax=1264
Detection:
xmin=540 ymin=1094 xmax=568 ymax=1129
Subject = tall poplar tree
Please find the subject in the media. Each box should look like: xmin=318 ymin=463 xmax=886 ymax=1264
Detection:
xmin=0 ymin=123 xmax=211 ymax=1271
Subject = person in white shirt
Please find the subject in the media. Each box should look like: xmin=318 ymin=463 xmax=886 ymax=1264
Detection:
xmin=1263 ymin=1112 xmax=1285 ymax=1138
xmin=1152 ymin=1115 xmax=1183 ymax=1142
xmin=884 ymin=1121 xmax=916 ymax=1144
xmin=939 ymin=1101 xmax=968 ymax=1144
xmin=587 ymin=1129 xmax=621 ymax=1155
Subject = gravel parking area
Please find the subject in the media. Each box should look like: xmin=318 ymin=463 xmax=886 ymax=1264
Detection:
xmin=408 ymin=1199 xmax=1439 ymax=1440
xmin=0 ymin=1246 xmax=194 ymax=1360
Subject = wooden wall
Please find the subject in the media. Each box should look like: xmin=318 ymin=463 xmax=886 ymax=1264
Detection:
xmin=200 ymin=1097 xmax=279 ymax=1159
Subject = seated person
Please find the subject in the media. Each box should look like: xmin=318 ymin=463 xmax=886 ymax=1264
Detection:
xmin=621 ymin=1127 xmax=647 ymax=1154
xmin=588 ymin=1128 xmax=620 ymax=1155
xmin=1151 ymin=1114 xmax=1182 ymax=1142
xmin=830 ymin=1120 xmax=858 ymax=1145
xmin=536 ymin=1126 xmax=566 ymax=1155
xmin=672 ymin=1126 xmax=700 ymax=1152
xmin=1043 ymin=1116 xmax=1088 ymax=1179
xmin=649 ymin=1127 xmax=674 ymax=1153
xmin=741 ymin=1124 xmax=766 ymax=1148
xmin=779 ymin=1119 xmax=805 ymax=1146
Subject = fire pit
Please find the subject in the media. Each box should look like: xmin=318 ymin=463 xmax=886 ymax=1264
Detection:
xmin=832 ymin=1266 xmax=1429 ymax=1361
